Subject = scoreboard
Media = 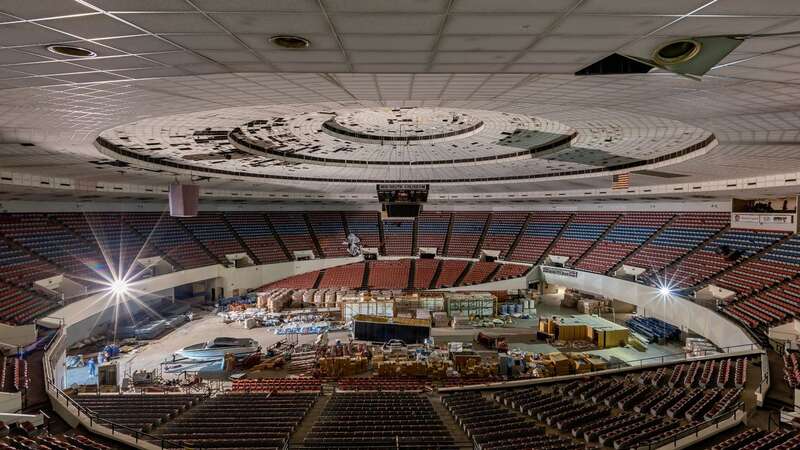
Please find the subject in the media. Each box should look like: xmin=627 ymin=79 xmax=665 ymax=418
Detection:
xmin=376 ymin=184 xmax=429 ymax=218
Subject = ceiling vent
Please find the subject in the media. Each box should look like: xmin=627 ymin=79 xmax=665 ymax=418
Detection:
xmin=269 ymin=35 xmax=311 ymax=49
xmin=46 ymin=45 xmax=96 ymax=58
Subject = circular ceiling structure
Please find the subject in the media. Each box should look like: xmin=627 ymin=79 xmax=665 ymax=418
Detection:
xmin=96 ymin=104 xmax=716 ymax=186
xmin=321 ymin=108 xmax=485 ymax=144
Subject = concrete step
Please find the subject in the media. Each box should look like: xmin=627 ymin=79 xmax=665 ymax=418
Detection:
xmin=290 ymin=393 xmax=331 ymax=445
xmin=429 ymin=393 xmax=474 ymax=450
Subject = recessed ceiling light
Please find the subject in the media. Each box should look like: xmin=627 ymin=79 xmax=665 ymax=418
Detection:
xmin=269 ymin=35 xmax=311 ymax=49
xmin=46 ymin=45 xmax=97 ymax=58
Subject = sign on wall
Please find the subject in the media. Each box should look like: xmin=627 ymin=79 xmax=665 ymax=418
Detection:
xmin=541 ymin=266 xmax=579 ymax=278
xmin=731 ymin=213 xmax=797 ymax=232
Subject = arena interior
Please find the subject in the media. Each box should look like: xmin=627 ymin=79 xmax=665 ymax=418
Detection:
xmin=1 ymin=1 xmax=800 ymax=449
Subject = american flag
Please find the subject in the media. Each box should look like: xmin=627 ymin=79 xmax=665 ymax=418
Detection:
xmin=611 ymin=173 xmax=631 ymax=190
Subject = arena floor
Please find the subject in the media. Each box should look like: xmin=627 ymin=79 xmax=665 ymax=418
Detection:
xmin=66 ymin=301 xmax=687 ymax=387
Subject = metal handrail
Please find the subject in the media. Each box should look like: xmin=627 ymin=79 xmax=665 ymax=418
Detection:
xmin=43 ymin=326 xmax=188 ymax=449
xmin=49 ymin=384 xmax=188 ymax=449
xmin=637 ymin=401 xmax=745 ymax=450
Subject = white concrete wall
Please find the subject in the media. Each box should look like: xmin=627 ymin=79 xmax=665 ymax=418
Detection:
xmin=433 ymin=276 xmax=529 ymax=292
xmin=0 ymin=392 xmax=21 ymax=414
xmin=0 ymin=322 xmax=37 ymax=348
xmin=539 ymin=266 xmax=756 ymax=350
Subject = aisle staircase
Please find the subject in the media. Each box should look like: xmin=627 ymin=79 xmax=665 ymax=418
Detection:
xmin=505 ymin=213 xmax=533 ymax=260
xmin=652 ymin=225 xmax=730 ymax=285
xmin=429 ymin=259 xmax=444 ymax=289
xmin=539 ymin=213 xmax=575 ymax=264
xmin=430 ymin=394 xmax=477 ymax=450
xmin=572 ymin=213 xmax=623 ymax=266
xmin=607 ymin=213 xmax=679 ymax=275
xmin=408 ymin=259 xmax=416 ymax=290
xmin=289 ymin=394 xmax=331 ymax=447
xmin=473 ymin=213 xmax=493 ymax=258
xmin=453 ymin=262 xmax=473 ymax=287
xmin=120 ymin=218 xmax=183 ymax=269
xmin=220 ymin=214 xmax=260 ymax=264
xmin=263 ymin=214 xmax=293 ymax=261
xmin=361 ymin=261 xmax=371 ymax=290
xmin=175 ymin=218 xmax=225 ymax=265
xmin=442 ymin=213 xmax=455 ymax=256
xmin=302 ymin=214 xmax=324 ymax=258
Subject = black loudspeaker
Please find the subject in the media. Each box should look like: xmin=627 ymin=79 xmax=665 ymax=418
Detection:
xmin=169 ymin=184 xmax=199 ymax=217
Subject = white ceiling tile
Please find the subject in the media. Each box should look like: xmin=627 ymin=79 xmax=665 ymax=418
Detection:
xmin=70 ymin=55 xmax=160 ymax=70
xmin=531 ymin=35 xmax=632 ymax=52
xmin=89 ymin=0 xmax=196 ymax=12
xmin=210 ymin=13 xmax=330 ymax=34
xmin=736 ymin=38 xmax=800 ymax=54
xmin=437 ymin=35 xmax=536 ymax=51
xmin=349 ymin=51 xmax=431 ymax=64
xmin=453 ymin=0 xmax=576 ymax=13
xmin=444 ymin=15 xmax=557 ymax=35
xmin=659 ymin=17 xmax=791 ymax=36
xmin=97 ymin=35 xmax=182 ymax=53
xmin=165 ymin=34 xmax=243 ymax=50
xmin=711 ymin=66 xmax=798 ymax=82
xmin=50 ymin=71 xmax=127 ymax=83
xmin=553 ymin=15 xmax=675 ymax=36
xmin=176 ymin=62 xmax=227 ymax=74
xmin=340 ymin=34 xmax=437 ymax=51
xmin=323 ymin=0 xmax=449 ymax=13
xmin=435 ymin=51 xmax=518 ymax=64
xmin=777 ymin=46 xmax=800 ymax=58
xmin=260 ymin=51 xmax=346 ymax=63
xmin=700 ymin=0 xmax=800 ymax=15
xmin=223 ymin=63 xmax=275 ymax=72
xmin=10 ymin=61 xmax=91 ymax=75
xmin=118 ymin=13 xmax=221 ymax=33
xmin=0 ymin=68 xmax=29 ymax=79
xmin=143 ymin=51 xmax=210 ymax=65
xmin=117 ymin=67 xmax=185 ymax=78
xmin=430 ymin=63 xmax=504 ymax=72
xmin=332 ymin=14 xmax=443 ymax=34
xmin=517 ymin=51 xmax=607 ymax=64
xmin=506 ymin=63 xmax=587 ymax=73
xmin=192 ymin=0 xmax=321 ymax=12
xmin=352 ymin=63 xmax=429 ymax=72
xmin=197 ymin=50 xmax=261 ymax=64
xmin=578 ymin=0 xmax=707 ymax=14
xmin=738 ymin=54 xmax=800 ymax=69
xmin=0 ymin=1 xmax=95 ymax=20
xmin=0 ymin=49 xmax=47 ymax=65
xmin=271 ymin=62 xmax=350 ymax=72
xmin=0 ymin=23 xmax=73 ymax=46
xmin=42 ymin=14 xmax=142 ymax=39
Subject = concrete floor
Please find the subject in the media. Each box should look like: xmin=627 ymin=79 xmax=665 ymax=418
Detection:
xmin=75 ymin=298 xmax=691 ymax=385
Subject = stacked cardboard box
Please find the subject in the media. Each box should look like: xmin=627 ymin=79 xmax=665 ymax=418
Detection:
xmin=374 ymin=360 xmax=427 ymax=378
xmin=318 ymin=356 xmax=368 ymax=378
xmin=432 ymin=312 xmax=449 ymax=327
xmin=548 ymin=352 xmax=570 ymax=376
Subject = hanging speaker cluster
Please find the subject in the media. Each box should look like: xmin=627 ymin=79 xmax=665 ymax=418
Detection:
xmin=169 ymin=183 xmax=199 ymax=217
xmin=576 ymin=35 xmax=745 ymax=80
